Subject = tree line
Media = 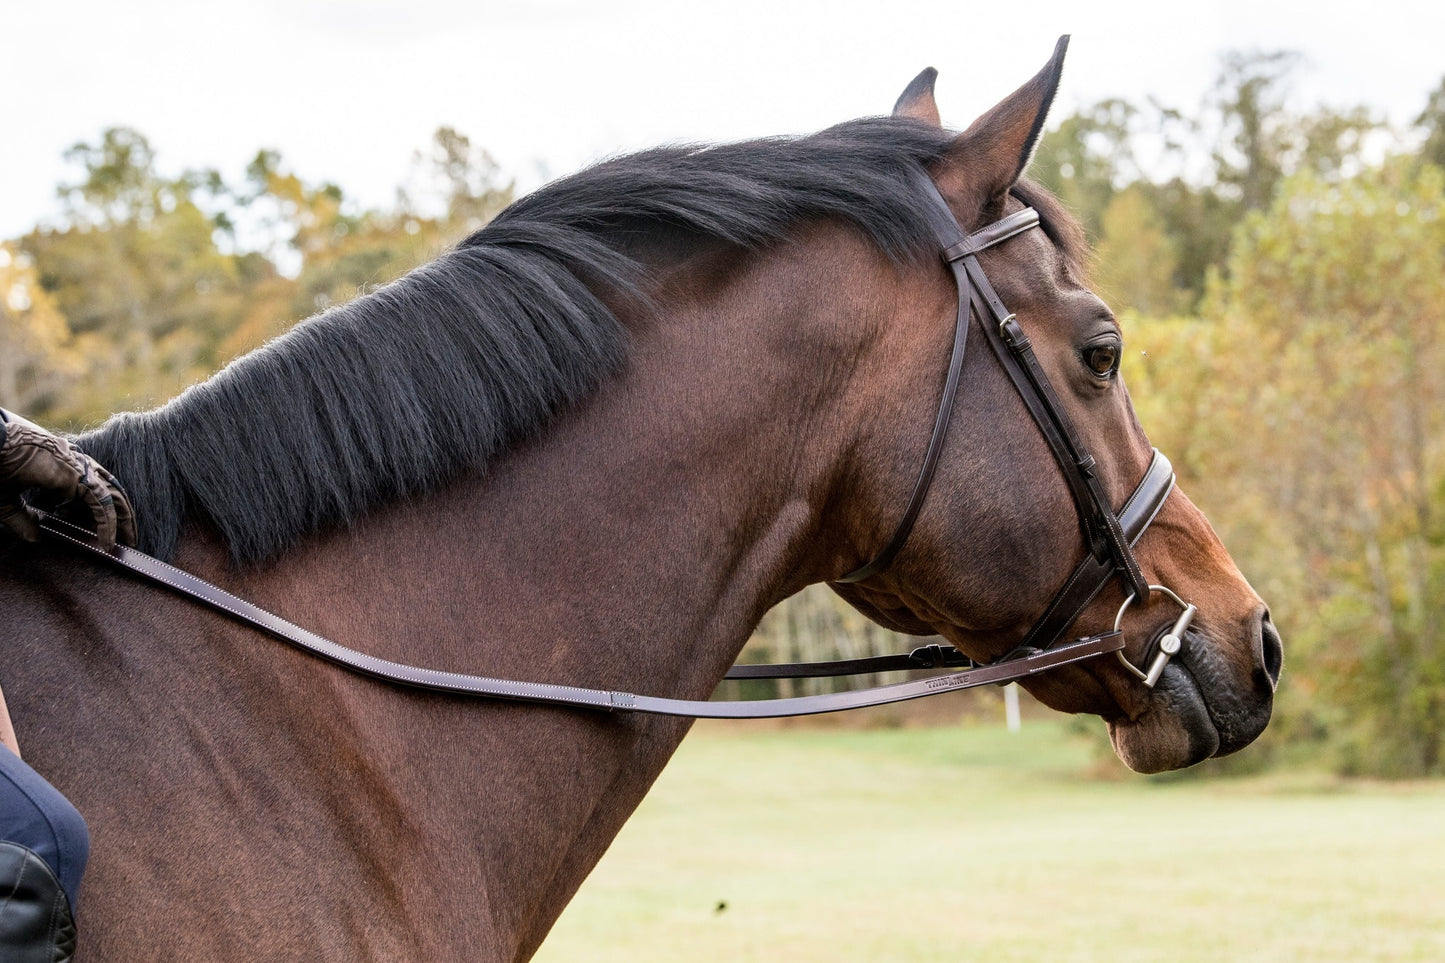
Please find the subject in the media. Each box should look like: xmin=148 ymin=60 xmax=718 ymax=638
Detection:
xmin=4 ymin=53 xmax=1443 ymax=776
xmin=3 ymin=126 xmax=511 ymax=426
xmin=1038 ymin=52 xmax=1445 ymax=776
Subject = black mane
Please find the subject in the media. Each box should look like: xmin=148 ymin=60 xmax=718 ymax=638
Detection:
xmin=79 ymin=118 xmax=962 ymax=564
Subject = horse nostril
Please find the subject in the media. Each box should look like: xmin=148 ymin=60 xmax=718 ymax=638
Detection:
xmin=1258 ymin=608 xmax=1283 ymax=689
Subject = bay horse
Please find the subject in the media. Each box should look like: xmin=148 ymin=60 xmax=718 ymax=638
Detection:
xmin=1 ymin=39 xmax=1279 ymax=961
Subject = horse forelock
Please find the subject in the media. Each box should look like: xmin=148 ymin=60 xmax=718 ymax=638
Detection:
xmin=76 ymin=119 xmax=962 ymax=565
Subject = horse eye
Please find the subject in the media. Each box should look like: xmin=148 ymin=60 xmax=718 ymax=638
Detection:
xmin=1083 ymin=343 xmax=1120 ymax=377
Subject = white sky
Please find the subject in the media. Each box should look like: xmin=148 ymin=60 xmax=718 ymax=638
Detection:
xmin=4 ymin=0 xmax=1443 ymax=240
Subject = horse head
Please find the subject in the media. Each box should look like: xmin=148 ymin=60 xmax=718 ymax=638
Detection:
xmin=828 ymin=38 xmax=1280 ymax=773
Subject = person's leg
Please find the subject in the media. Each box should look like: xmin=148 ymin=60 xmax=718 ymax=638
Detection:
xmin=0 ymin=744 xmax=88 ymax=962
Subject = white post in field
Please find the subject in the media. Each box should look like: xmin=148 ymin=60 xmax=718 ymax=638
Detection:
xmin=1004 ymin=682 xmax=1021 ymax=733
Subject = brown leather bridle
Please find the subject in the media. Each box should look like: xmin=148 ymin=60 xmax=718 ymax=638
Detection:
xmin=39 ymin=166 xmax=1190 ymax=718
xmin=836 ymin=170 xmax=1173 ymax=651
xmin=827 ymin=168 xmax=1195 ymax=692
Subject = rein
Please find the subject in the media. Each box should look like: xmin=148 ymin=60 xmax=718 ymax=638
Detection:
xmin=36 ymin=513 xmax=1124 ymax=718
xmin=37 ymin=165 xmax=1189 ymax=718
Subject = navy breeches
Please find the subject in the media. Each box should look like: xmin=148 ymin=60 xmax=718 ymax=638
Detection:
xmin=0 ymin=746 xmax=89 ymax=912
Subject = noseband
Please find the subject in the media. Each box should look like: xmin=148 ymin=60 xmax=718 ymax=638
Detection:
xmin=39 ymin=166 xmax=1191 ymax=718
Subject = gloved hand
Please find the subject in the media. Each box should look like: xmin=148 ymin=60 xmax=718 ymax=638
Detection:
xmin=0 ymin=408 xmax=136 ymax=550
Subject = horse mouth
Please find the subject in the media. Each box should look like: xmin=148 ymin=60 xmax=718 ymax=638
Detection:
xmin=1106 ymin=646 xmax=1222 ymax=773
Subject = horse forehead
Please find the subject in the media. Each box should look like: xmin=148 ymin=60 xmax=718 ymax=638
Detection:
xmin=983 ymin=226 xmax=1079 ymax=309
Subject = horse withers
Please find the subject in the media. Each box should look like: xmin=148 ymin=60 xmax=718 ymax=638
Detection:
xmin=1 ymin=37 xmax=1278 ymax=962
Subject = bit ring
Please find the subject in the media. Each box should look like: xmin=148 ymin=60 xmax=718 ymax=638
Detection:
xmin=1114 ymin=585 xmax=1197 ymax=688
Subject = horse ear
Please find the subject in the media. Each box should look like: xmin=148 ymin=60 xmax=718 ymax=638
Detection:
xmin=950 ymin=35 xmax=1069 ymax=198
xmin=893 ymin=68 xmax=941 ymax=126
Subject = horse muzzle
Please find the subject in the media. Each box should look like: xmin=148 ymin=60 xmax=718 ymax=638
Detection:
xmin=1107 ymin=602 xmax=1279 ymax=772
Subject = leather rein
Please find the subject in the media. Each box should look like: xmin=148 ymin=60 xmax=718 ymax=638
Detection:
xmin=38 ymin=167 xmax=1189 ymax=719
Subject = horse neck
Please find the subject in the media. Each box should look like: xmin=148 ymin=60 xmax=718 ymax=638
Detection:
xmin=148 ymin=230 xmax=904 ymax=955
xmin=209 ymin=242 xmax=889 ymax=683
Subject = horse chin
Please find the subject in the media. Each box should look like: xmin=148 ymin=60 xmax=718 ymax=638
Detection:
xmin=1105 ymin=663 xmax=1221 ymax=774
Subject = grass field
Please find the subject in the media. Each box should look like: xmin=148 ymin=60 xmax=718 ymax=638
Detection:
xmin=534 ymin=720 xmax=1445 ymax=962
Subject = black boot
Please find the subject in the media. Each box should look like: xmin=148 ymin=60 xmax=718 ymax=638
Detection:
xmin=0 ymin=840 xmax=77 ymax=963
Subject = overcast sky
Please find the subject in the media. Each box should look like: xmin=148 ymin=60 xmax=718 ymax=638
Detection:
xmin=5 ymin=0 xmax=1443 ymax=239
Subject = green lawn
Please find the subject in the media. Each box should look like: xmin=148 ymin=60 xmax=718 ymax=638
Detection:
xmin=534 ymin=721 xmax=1445 ymax=962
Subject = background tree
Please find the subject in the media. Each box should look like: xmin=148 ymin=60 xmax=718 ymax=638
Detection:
xmin=1208 ymin=50 xmax=1303 ymax=211
xmin=406 ymin=126 xmax=514 ymax=240
xmin=223 ymin=130 xmax=515 ymax=356
xmin=1031 ymin=98 xmax=1140 ymax=238
xmin=1416 ymin=75 xmax=1445 ymax=171
xmin=1091 ymin=185 xmax=1185 ymax=316
xmin=1128 ymin=162 xmax=1445 ymax=776
xmin=11 ymin=126 xmax=516 ymax=421
xmin=19 ymin=128 xmax=251 ymax=423
xmin=1042 ymin=50 xmax=1382 ymax=311
xmin=0 ymin=243 xmax=87 ymax=418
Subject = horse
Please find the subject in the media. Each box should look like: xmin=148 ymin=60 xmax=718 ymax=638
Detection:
xmin=1 ymin=38 xmax=1280 ymax=961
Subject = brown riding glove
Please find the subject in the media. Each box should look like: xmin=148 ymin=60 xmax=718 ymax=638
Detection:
xmin=0 ymin=408 xmax=137 ymax=550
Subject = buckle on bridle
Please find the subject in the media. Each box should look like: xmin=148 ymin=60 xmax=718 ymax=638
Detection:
xmin=1113 ymin=585 xmax=1197 ymax=688
xmin=998 ymin=314 xmax=1027 ymax=347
